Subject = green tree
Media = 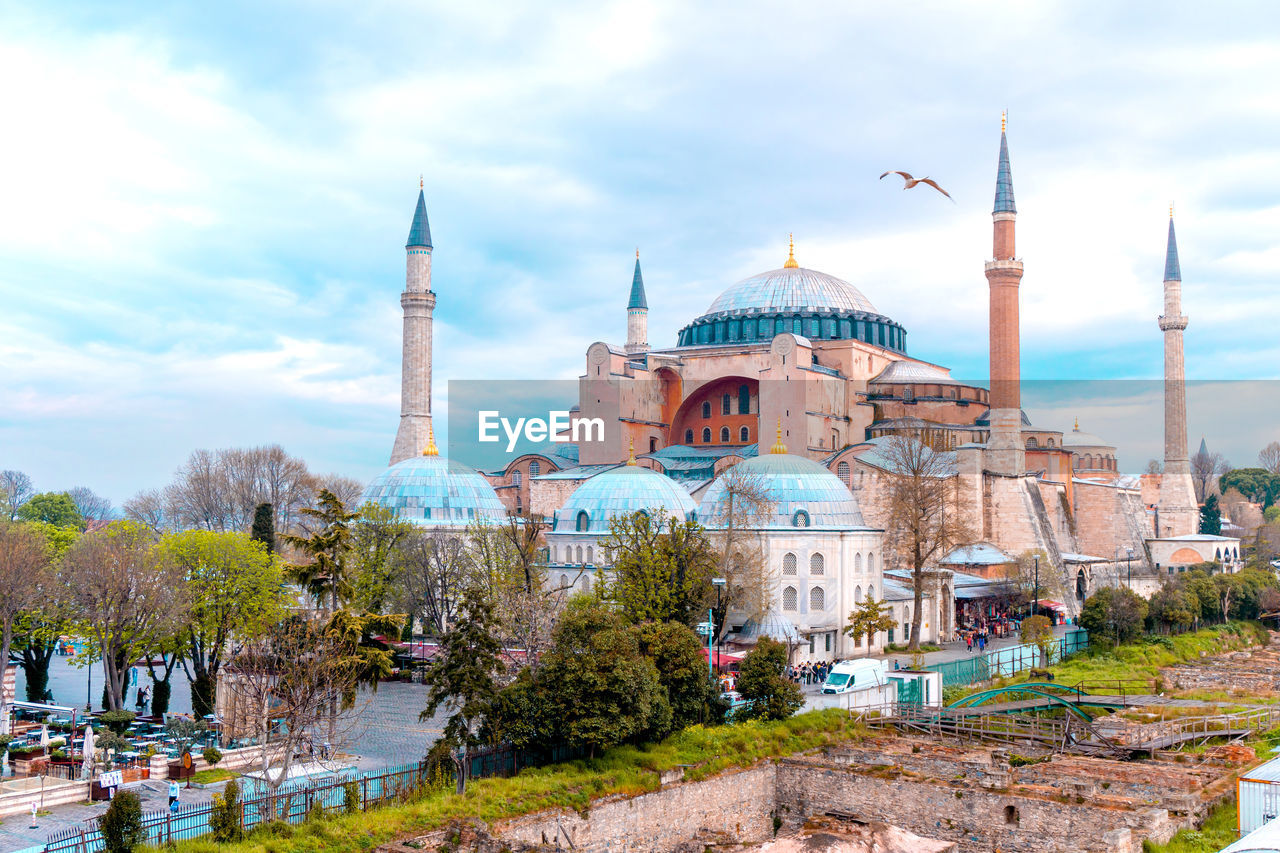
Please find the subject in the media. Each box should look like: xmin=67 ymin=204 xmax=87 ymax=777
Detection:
xmin=1200 ymin=494 xmax=1222 ymax=535
xmin=250 ymin=503 xmax=275 ymax=554
xmin=1019 ymin=614 xmax=1055 ymax=668
xmin=11 ymin=522 xmax=78 ymax=702
xmin=17 ymin=493 xmax=84 ymax=529
xmin=350 ymin=502 xmax=413 ymax=612
xmin=1219 ymin=468 xmax=1280 ymax=508
xmin=100 ymin=789 xmax=145 ymax=853
xmin=602 ymin=511 xmax=717 ymax=627
xmin=1079 ymin=587 xmax=1147 ymax=648
xmin=636 ymin=621 xmax=725 ymax=730
xmin=0 ymin=522 xmax=52 ymax=730
xmin=843 ymin=597 xmax=895 ymax=655
xmin=1147 ymin=583 xmax=1198 ymax=634
xmin=537 ymin=597 xmax=670 ymax=756
xmin=282 ymin=489 xmax=358 ymax=614
xmin=420 ymin=585 xmax=503 ymax=793
xmin=209 ymin=779 xmax=243 ymax=842
xmin=1265 ymin=506 xmax=1280 ymax=524
xmin=160 ymin=530 xmax=284 ymax=717
xmin=736 ymin=637 xmax=803 ymax=721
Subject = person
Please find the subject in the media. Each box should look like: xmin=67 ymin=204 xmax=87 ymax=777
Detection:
xmin=168 ymin=780 xmax=180 ymax=811
xmin=965 ymin=633 xmax=973 ymax=653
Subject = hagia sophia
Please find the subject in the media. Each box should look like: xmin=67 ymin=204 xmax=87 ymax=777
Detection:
xmin=360 ymin=122 xmax=1242 ymax=661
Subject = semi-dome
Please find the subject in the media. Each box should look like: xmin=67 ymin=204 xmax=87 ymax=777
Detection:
xmin=1063 ymin=423 xmax=1112 ymax=448
xmin=555 ymin=462 xmax=697 ymax=534
xmin=361 ymin=451 xmax=506 ymax=527
xmin=698 ymin=442 xmax=865 ymax=529
xmin=676 ymin=244 xmax=907 ymax=353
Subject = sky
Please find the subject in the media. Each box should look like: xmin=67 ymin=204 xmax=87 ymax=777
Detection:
xmin=2 ymin=1 xmax=1278 ymax=506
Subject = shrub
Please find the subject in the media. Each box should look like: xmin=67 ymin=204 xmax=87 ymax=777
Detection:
xmin=202 ymin=746 xmax=222 ymax=766
xmin=98 ymin=710 xmax=137 ymax=734
xmin=209 ymin=779 xmax=243 ymax=843
xmin=100 ymin=789 xmax=145 ymax=853
xmin=343 ymin=779 xmax=360 ymax=815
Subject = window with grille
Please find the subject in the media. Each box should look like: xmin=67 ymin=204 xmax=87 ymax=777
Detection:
xmin=782 ymin=586 xmax=797 ymax=610
xmin=810 ymin=553 xmax=824 ymax=575
xmin=702 ymin=428 xmax=711 ymax=443
xmin=783 ymin=553 xmax=797 ymax=575
xmin=720 ymin=427 xmax=730 ymax=442
xmin=576 ymin=511 xmax=589 ymax=531
xmin=702 ymin=401 xmax=711 ymax=419
xmin=722 ymin=394 xmax=731 ymax=415
xmin=740 ymin=426 xmax=749 ymax=442
xmin=837 ymin=461 xmax=850 ymax=485
xmin=529 ymin=461 xmax=540 ymax=476
xmin=792 ymin=510 xmax=809 ymax=527
xmin=810 ymin=587 xmax=824 ymax=610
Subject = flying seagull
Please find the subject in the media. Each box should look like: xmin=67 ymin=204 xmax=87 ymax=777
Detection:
xmin=879 ymin=170 xmax=954 ymax=201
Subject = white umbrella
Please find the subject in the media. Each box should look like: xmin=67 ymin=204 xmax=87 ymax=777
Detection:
xmin=39 ymin=725 xmax=49 ymax=750
xmin=80 ymin=725 xmax=96 ymax=780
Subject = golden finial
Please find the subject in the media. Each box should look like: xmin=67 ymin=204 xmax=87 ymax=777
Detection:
xmin=1169 ymin=202 xmax=1174 ymax=219
xmin=636 ymin=247 xmax=640 ymax=260
xmin=1073 ymin=417 xmax=1079 ymax=431
xmin=422 ymin=424 xmax=439 ymax=456
xmin=1001 ymin=111 xmax=1007 ymax=134
xmin=627 ymin=438 xmax=637 ymax=466
xmin=770 ymin=418 xmax=787 ymax=454
xmin=419 ymin=174 xmax=423 ymax=190
xmin=783 ymin=233 xmax=798 ymax=269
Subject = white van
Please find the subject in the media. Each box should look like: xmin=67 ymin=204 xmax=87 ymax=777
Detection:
xmin=821 ymin=659 xmax=887 ymax=694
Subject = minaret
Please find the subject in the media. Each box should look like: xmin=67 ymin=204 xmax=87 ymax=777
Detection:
xmin=1156 ymin=208 xmax=1199 ymax=536
xmin=390 ymin=183 xmax=437 ymax=465
xmin=983 ymin=114 xmax=1026 ymax=475
xmin=625 ymin=249 xmax=649 ymax=355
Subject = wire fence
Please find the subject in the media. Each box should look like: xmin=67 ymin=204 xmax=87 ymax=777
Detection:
xmin=932 ymin=628 xmax=1088 ymax=688
xmin=43 ymin=760 xmax=431 ymax=853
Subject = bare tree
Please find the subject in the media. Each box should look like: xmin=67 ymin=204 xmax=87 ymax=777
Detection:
xmin=63 ymin=522 xmax=188 ymax=710
xmin=164 ymin=445 xmax=315 ymax=535
xmin=876 ymin=434 xmax=970 ymax=651
xmin=699 ymin=466 xmax=776 ymax=621
xmin=0 ymin=522 xmax=52 ymax=733
xmin=222 ymin=618 xmax=363 ymax=808
xmin=123 ymin=489 xmax=171 ymax=534
xmin=1 ymin=471 xmax=35 ymax=521
xmin=1144 ymin=459 xmax=1163 ymax=475
xmin=1190 ymin=444 xmax=1230 ymax=503
xmin=67 ymin=487 xmax=114 ymax=524
xmin=396 ymin=530 xmax=472 ymax=638
xmin=1259 ymin=441 xmax=1280 ymax=477
xmin=316 ymin=475 xmax=365 ymax=512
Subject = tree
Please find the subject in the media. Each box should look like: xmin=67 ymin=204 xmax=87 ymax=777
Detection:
xmin=396 ymin=528 xmax=472 ymax=638
xmin=17 ymin=493 xmax=84 ymax=529
xmin=209 ymin=778 xmax=244 ymax=842
xmin=349 ymin=503 xmax=413 ymax=612
xmin=1079 ymin=587 xmax=1147 ymax=648
xmin=164 ymin=445 xmax=314 ymax=534
xmin=1260 ymin=441 xmax=1280 ymax=477
xmin=536 ymin=597 xmax=670 ymax=756
xmin=160 ymin=530 xmax=284 ymax=717
xmin=1019 ymin=615 xmax=1055 ymax=668
xmin=1191 ymin=444 xmax=1230 ymax=503
xmin=63 ymin=522 xmax=187 ymax=710
xmin=697 ymin=466 xmax=776 ymax=622
xmin=99 ymin=789 xmax=145 ymax=853
xmin=10 ymin=522 xmax=77 ymax=703
xmin=1147 ymin=583 xmax=1198 ymax=635
xmin=1212 ymin=574 xmax=1236 ymax=624
xmin=122 ymin=489 xmax=170 ymax=534
xmin=282 ymin=489 xmax=358 ymax=614
xmin=736 ymin=636 xmax=803 ymax=721
xmin=1200 ymin=493 xmax=1222 ymax=535
xmin=250 ymin=503 xmax=276 ymax=554
xmin=875 ymin=435 xmax=970 ymax=651
xmin=1220 ymin=468 xmax=1280 ymax=509
xmin=467 ymin=517 xmax=560 ymax=676
xmin=636 ymin=621 xmax=724 ymax=730
xmin=843 ymin=597 xmax=895 ymax=655
xmin=420 ymin=586 xmax=503 ymax=793
xmin=67 ymin=487 xmax=114 ymax=524
xmin=1 ymin=471 xmax=34 ymax=521
xmin=602 ymin=511 xmax=717 ymax=628
xmin=0 ymin=523 xmax=52 ymax=733
xmin=1143 ymin=459 xmax=1163 ymax=475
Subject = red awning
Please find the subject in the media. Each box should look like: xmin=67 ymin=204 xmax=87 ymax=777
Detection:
xmin=1033 ymin=599 xmax=1067 ymax=611
xmin=700 ymin=649 xmax=745 ymax=665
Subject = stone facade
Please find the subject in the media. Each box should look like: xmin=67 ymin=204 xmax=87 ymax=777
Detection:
xmin=390 ymin=229 xmax=436 ymax=465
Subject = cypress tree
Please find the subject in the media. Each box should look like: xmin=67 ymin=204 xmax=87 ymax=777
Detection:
xmin=250 ymin=503 xmax=275 ymax=554
xmin=1200 ymin=494 xmax=1222 ymax=536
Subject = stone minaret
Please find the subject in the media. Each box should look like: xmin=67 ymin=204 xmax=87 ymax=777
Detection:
xmin=389 ymin=185 xmax=437 ymax=465
xmin=984 ymin=115 xmax=1026 ymax=475
xmin=1156 ymin=209 xmax=1199 ymax=536
xmin=625 ymin=250 xmax=649 ymax=355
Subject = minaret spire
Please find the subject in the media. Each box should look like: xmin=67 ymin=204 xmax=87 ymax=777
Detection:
xmin=625 ymin=249 xmax=649 ymax=355
xmin=984 ymin=116 xmax=1026 ymax=475
xmin=1156 ymin=207 xmax=1198 ymax=536
xmin=390 ymin=184 xmax=438 ymax=465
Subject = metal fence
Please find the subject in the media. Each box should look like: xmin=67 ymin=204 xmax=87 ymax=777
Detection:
xmin=43 ymin=760 xmax=430 ymax=853
xmin=932 ymin=629 xmax=1088 ymax=688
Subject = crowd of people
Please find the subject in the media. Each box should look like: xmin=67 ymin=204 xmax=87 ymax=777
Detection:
xmin=785 ymin=660 xmax=833 ymax=686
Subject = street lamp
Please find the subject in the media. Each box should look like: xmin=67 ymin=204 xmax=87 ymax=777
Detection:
xmin=1125 ymin=548 xmax=1135 ymax=588
xmin=1031 ymin=555 xmax=1039 ymax=619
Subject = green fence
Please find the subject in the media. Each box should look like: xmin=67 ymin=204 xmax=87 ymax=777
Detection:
xmin=931 ymin=628 xmax=1088 ymax=688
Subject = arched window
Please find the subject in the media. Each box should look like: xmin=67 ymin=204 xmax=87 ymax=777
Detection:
xmin=575 ymin=511 xmax=589 ymax=531
xmin=1026 ymin=437 xmax=1038 ymax=449
xmin=720 ymin=426 xmax=730 ymax=442
xmin=685 ymin=429 xmax=694 ymax=444
xmin=740 ymin=426 xmax=750 ymax=442
xmin=529 ymin=460 xmax=540 ymax=476
xmin=516 ymin=495 xmax=522 ymax=512
xmin=782 ymin=586 xmax=798 ymax=611
xmin=783 ymin=553 xmax=797 ymax=575
xmin=702 ymin=427 xmax=711 ymax=443
xmin=810 ymin=553 xmax=824 ymax=575
xmin=868 ymin=553 xmax=876 ymax=572
xmin=559 ymin=573 xmax=569 ymax=588
xmin=701 ymin=401 xmax=711 ymax=419
xmin=576 ymin=546 xmax=583 ymax=563
xmin=582 ymin=575 xmax=591 ymax=592
xmin=586 ymin=546 xmax=594 ymax=564
xmin=649 ymin=437 xmax=657 ymax=453
xmin=513 ymin=470 xmax=522 ymax=487
xmin=550 ymin=546 xmax=557 ymax=563
xmin=855 ymin=553 xmax=862 ymax=572
xmin=722 ymin=394 xmax=732 ymax=415
xmin=837 ymin=461 xmax=850 ymax=485
xmin=810 ymin=587 xmax=824 ymax=610
xmin=867 ymin=584 xmax=875 ymax=600
xmin=1046 ymin=439 xmax=1055 ymax=449
xmin=854 ymin=585 xmax=863 ymax=603
xmin=792 ymin=510 xmax=809 ymax=528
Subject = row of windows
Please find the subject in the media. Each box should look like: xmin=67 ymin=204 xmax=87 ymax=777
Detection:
xmin=555 ymin=544 xmax=595 ymax=564
xmin=684 ymin=426 xmax=752 ymax=444
xmin=1074 ymin=453 xmax=1116 ymax=471
xmin=782 ymin=586 xmax=825 ymax=611
xmin=701 ymin=386 xmax=753 ymax=418
xmin=781 ymin=551 xmax=876 ymax=574
xmin=679 ymin=314 xmax=904 ymax=351
xmin=557 ymin=573 xmax=591 ymax=593
xmin=1024 ymin=437 xmax=1058 ymax=449
xmin=509 ymin=460 xmax=543 ymax=488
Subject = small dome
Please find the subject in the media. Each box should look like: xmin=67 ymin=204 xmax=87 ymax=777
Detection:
xmin=734 ymin=608 xmax=803 ymax=645
xmin=555 ymin=464 xmax=697 ymax=533
xmin=699 ymin=451 xmax=864 ymax=529
xmin=361 ymin=454 xmax=506 ymax=526
xmin=705 ymin=267 xmax=877 ymax=315
xmin=1063 ymin=426 xmax=1113 ymax=448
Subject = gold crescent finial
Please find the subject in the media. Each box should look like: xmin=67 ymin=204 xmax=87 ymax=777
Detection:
xmin=422 ymin=423 xmax=439 ymax=456
xmin=770 ymin=418 xmax=787 ymax=454
xmin=783 ymin=233 xmax=798 ymax=268
xmin=1001 ymin=111 xmax=1006 ymax=134
xmin=627 ymin=438 xmax=637 ymax=466
xmin=636 ymin=247 xmax=640 ymax=260
xmin=1074 ymin=417 xmax=1079 ymax=431
xmin=419 ymin=174 xmax=423 ymax=190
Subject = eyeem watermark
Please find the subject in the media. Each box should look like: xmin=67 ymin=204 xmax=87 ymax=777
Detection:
xmin=478 ymin=411 xmax=605 ymax=453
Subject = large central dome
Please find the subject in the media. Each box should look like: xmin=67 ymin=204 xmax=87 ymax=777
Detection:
xmin=704 ymin=266 xmax=878 ymax=315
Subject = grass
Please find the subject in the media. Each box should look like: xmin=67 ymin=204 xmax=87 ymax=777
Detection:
xmin=192 ymin=768 xmax=237 ymax=785
xmin=151 ymin=709 xmax=865 ymax=853
xmin=1142 ymin=799 xmax=1238 ymax=853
